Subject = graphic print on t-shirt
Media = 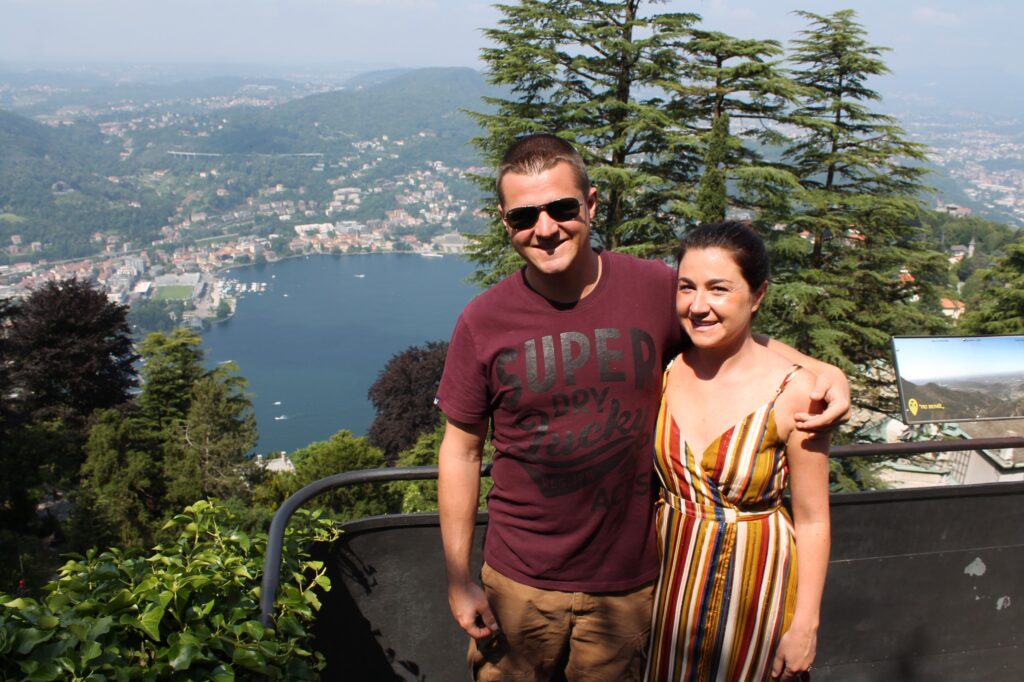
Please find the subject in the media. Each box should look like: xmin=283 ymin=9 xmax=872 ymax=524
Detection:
xmin=494 ymin=325 xmax=658 ymax=504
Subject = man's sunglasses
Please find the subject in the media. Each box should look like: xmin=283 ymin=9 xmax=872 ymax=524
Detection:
xmin=503 ymin=197 xmax=582 ymax=231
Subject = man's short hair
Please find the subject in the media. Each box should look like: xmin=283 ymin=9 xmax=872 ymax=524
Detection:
xmin=497 ymin=133 xmax=590 ymax=205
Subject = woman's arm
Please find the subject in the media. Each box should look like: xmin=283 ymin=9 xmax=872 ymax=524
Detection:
xmin=772 ymin=381 xmax=832 ymax=681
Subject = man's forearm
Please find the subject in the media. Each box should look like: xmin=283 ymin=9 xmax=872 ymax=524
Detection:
xmin=438 ymin=441 xmax=483 ymax=585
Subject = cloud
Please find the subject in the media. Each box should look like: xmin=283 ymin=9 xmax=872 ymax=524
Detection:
xmin=912 ymin=6 xmax=961 ymax=27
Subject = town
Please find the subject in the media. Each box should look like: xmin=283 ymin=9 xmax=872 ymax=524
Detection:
xmin=0 ymin=125 xmax=480 ymax=327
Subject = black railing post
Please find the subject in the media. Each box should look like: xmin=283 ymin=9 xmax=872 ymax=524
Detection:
xmin=829 ymin=436 xmax=1024 ymax=458
xmin=259 ymin=464 xmax=491 ymax=628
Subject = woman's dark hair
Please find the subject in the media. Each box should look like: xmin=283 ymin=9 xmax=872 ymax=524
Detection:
xmin=675 ymin=220 xmax=770 ymax=291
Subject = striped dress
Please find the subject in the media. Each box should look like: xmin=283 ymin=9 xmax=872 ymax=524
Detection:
xmin=645 ymin=364 xmax=803 ymax=682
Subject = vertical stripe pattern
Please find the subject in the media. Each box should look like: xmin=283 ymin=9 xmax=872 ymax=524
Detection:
xmin=645 ymin=366 xmax=802 ymax=682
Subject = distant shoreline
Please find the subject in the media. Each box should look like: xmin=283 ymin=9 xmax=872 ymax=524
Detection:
xmin=214 ymin=248 xmax=459 ymax=276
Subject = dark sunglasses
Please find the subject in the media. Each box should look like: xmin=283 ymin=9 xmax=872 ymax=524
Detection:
xmin=503 ymin=197 xmax=582 ymax=231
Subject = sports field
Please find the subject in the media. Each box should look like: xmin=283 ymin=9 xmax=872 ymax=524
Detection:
xmin=153 ymin=285 xmax=195 ymax=301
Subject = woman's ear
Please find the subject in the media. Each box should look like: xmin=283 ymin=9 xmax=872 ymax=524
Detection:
xmin=751 ymin=281 xmax=768 ymax=312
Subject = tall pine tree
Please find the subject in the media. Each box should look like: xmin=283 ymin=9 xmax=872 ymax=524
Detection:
xmin=681 ymin=30 xmax=801 ymax=222
xmin=760 ymin=9 xmax=949 ymax=414
xmin=467 ymin=0 xmax=702 ymax=284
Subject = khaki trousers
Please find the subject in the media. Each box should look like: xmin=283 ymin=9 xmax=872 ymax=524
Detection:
xmin=468 ymin=563 xmax=653 ymax=681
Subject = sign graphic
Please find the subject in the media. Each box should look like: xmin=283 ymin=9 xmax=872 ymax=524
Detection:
xmin=891 ymin=335 xmax=1024 ymax=424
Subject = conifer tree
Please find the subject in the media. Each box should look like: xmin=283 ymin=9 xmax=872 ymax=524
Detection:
xmin=79 ymin=407 xmax=166 ymax=547
xmin=696 ymin=112 xmax=729 ymax=223
xmin=682 ymin=30 xmax=801 ymax=221
xmin=137 ymin=328 xmax=206 ymax=428
xmin=467 ymin=0 xmax=702 ymax=284
xmin=960 ymin=238 xmax=1024 ymax=334
xmin=79 ymin=331 xmax=259 ymax=545
xmin=759 ymin=9 xmax=949 ymax=414
xmin=165 ymin=366 xmax=258 ymax=506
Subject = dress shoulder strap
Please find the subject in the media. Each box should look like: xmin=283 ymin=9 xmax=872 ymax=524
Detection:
xmin=774 ymin=364 xmax=803 ymax=398
xmin=662 ymin=353 xmax=683 ymax=396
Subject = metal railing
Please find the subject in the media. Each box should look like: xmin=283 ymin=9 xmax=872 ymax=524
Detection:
xmin=258 ymin=436 xmax=1024 ymax=627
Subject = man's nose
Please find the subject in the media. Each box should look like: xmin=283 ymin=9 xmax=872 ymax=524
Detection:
xmin=532 ymin=209 xmax=560 ymax=238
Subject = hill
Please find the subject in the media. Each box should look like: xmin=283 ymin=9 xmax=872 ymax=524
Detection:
xmin=193 ymin=68 xmax=494 ymax=164
xmin=0 ymin=109 xmax=176 ymax=259
xmin=0 ymin=68 xmax=498 ymax=261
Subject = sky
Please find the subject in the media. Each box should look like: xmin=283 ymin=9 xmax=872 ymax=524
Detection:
xmin=893 ymin=335 xmax=1024 ymax=382
xmin=0 ymin=0 xmax=1020 ymax=86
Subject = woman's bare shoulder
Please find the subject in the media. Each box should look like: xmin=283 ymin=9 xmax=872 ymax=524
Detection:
xmin=778 ymin=367 xmax=824 ymax=435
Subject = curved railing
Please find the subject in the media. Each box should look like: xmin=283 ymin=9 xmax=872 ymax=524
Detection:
xmin=259 ymin=436 xmax=1024 ymax=628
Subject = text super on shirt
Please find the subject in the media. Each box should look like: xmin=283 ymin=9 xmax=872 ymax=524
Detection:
xmin=437 ymin=250 xmax=680 ymax=592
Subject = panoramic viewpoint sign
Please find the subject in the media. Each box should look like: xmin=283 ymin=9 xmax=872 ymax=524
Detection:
xmin=891 ymin=335 xmax=1024 ymax=424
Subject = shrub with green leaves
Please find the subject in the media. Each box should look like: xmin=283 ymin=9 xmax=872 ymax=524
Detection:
xmin=0 ymin=500 xmax=339 ymax=681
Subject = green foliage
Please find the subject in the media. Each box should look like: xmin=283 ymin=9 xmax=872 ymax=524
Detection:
xmin=0 ymin=500 xmax=337 ymax=681
xmin=960 ymin=237 xmax=1024 ymax=334
xmin=390 ymin=423 xmax=494 ymax=514
xmin=255 ymin=431 xmax=396 ymax=522
xmin=215 ymin=299 xmax=232 ymax=321
xmin=128 ymin=300 xmax=187 ymax=337
xmin=0 ymin=280 xmax=137 ymax=587
xmin=0 ymin=111 xmax=175 ymax=261
xmin=79 ymin=407 xmax=166 ymax=548
xmin=164 ymin=367 xmax=258 ymax=508
xmin=390 ymin=426 xmax=444 ymax=514
xmin=3 ymin=278 xmax=138 ymax=423
xmin=137 ymin=329 xmax=207 ymax=428
xmin=681 ymin=30 xmax=801 ymax=219
xmin=828 ymin=458 xmax=888 ymax=493
xmin=366 ymin=341 xmax=448 ymax=462
xmin=80 ymin=333 xmax=259 ymax=548
xmin=696 ymin=113 xmax=730 ymax=223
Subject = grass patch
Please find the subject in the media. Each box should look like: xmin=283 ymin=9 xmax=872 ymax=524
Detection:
xmin=0 ymin=213 xmax=27 ymax=223
xmin=153 ymin=285 xmax=196 ymax=301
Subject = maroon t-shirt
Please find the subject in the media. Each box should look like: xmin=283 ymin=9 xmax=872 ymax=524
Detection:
xmin=436 ymin=249 xmax=680 ymax=591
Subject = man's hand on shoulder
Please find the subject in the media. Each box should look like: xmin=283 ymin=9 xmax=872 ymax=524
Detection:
xmin=795 ymin=364 xmax=850 ymax=433
xmin=755 ymin=334 xmax=850 ymax=434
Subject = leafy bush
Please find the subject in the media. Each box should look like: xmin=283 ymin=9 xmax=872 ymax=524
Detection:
xmin=0 ymin=500 xmax=338 ymax=681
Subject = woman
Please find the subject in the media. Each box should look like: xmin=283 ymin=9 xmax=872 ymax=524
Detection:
xmin=645 ymin=221 xmax=831 ymax=682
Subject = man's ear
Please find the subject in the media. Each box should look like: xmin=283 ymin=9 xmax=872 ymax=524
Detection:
xmin=499 ymin=206 xmax=514 ymax=238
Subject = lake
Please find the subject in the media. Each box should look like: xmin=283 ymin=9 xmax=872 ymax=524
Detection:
xmin=202 ymin=253 xmax=479 ymax=454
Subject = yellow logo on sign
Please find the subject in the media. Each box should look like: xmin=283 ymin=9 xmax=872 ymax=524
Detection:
xmin=908 ymin=398 xmax=919 ymax=416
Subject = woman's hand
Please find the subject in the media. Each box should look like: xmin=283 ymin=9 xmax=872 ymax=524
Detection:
xmin=771 ymin=623 xmax=817 ymax=680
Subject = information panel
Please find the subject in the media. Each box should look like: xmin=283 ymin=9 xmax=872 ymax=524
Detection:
xmin=891 ymin=335 xmax=1024 ymax=424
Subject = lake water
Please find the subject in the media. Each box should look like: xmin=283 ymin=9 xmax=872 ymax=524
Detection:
xmin=202 ymin=253 xmax=478 ymax=454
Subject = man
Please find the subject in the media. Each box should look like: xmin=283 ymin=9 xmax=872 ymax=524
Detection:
xmin=436 ymin=134 xmax=848 ymax=681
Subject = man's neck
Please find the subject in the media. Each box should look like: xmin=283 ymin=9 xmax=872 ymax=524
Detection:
xmin=524 ymin=248 xmax=602 ymax=305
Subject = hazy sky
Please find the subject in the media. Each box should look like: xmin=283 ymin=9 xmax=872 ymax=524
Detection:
xmin=894 ymin=336 xmax=1024 ymax=382
xmin=1 ymin=0 xmax=1019 ymax=84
